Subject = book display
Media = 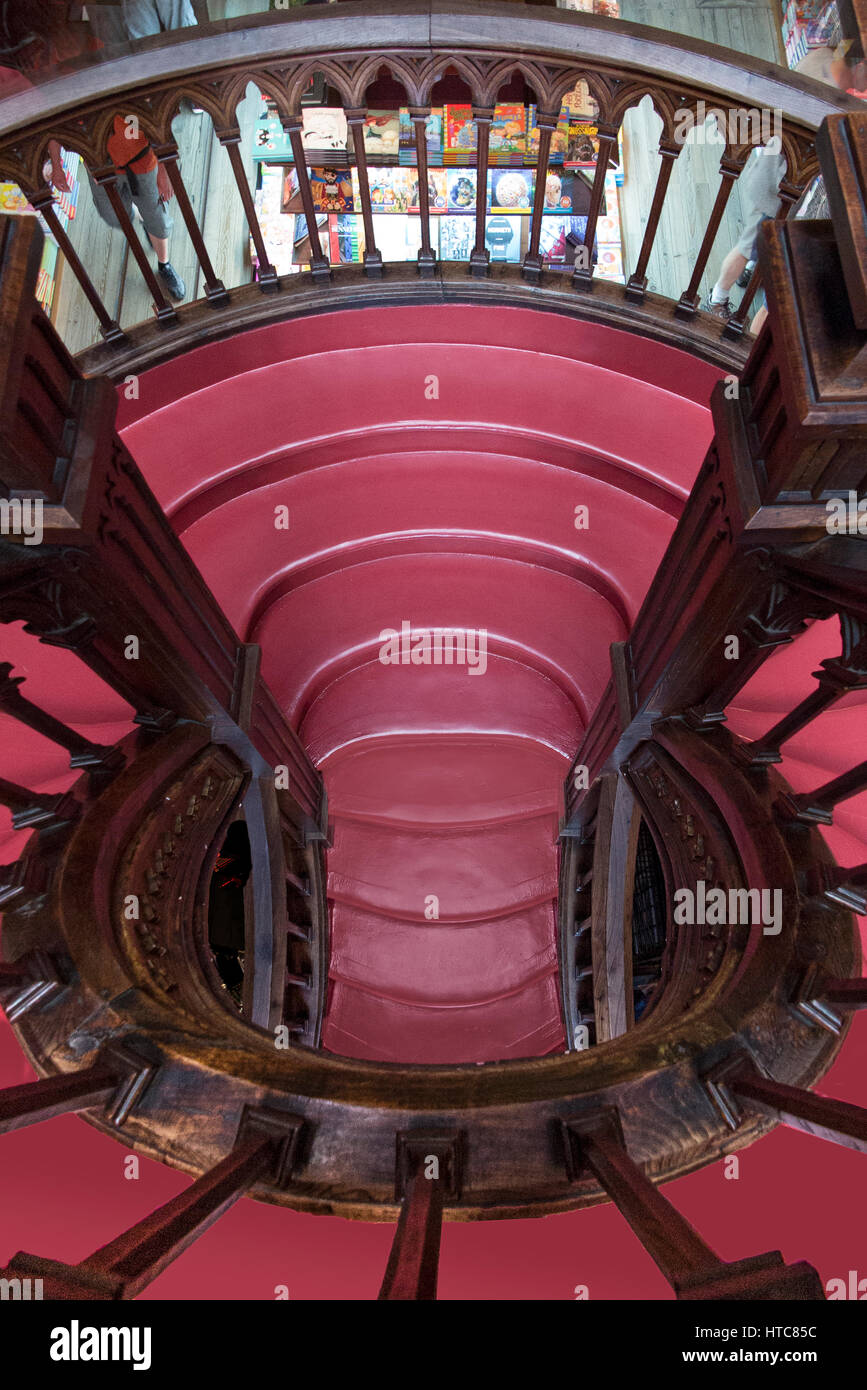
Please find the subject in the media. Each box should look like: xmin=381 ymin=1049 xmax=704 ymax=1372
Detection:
xmin=0 ymin=148 xmax=81 ymax=314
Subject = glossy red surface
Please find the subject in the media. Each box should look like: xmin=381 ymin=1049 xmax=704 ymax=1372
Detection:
xmin=1 ymin=305 xmax=864 ymax=1295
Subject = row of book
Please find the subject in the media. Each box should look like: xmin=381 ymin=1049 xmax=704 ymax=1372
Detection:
xmin=780 ymin=0 xmax=840 ymax=68
xmin=284 ymin=166 xmax=598 ymax=217
xmin=0 ymin=149 xmax=81 ymax=313
xmin=254 ymin=101 xmax=601 ymax=168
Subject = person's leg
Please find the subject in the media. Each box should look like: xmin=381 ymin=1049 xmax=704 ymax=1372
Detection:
xmin=711 ymin=246 xmax=748 ymax=302
xmin=154 ymin=0 xmax=198 ymax=29
xmin=750 ymin=303 xmax=768 ymax=336
xmin=133 ymin=165 xmax=186 ymax=299
xmin=87 ymin=168 xmax=129 ymax=231
xmin=119 ymin=1 xmax=163 ymax=40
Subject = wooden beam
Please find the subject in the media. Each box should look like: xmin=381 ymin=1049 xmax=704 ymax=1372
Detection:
xmin=378 ymin=1132 xmax=462 ymax=1301
xmin=591 ymin=773 xmax=639 ymax=1042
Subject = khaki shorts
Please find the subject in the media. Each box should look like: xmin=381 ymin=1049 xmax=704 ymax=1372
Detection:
xmin=89 ymin=165 xmax=174 ymax=241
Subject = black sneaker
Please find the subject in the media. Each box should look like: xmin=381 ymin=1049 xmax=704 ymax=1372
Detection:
xmin=702 ymin=294 xmax=732 ymax=321
xmin=736 ymin=262 xmax=755 ymax=289
xmin=158 ymin=261 xmax=186 ymax=301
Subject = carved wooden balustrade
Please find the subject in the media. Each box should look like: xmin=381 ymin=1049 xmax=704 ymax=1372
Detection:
xmin=0 ymin=8 xmax=865 ymax=1305
xmin=0 ymin=2 xmax=861 ymax=374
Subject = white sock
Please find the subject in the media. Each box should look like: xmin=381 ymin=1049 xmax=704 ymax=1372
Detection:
xmin=711 ymin=282 xmax=729 ymax=304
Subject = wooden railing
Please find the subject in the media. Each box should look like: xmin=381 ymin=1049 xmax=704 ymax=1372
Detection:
xmin=0 ymin=2 xmax=860 ymax=366
xmin=0 ymin=8 xmax=865 ymax=1304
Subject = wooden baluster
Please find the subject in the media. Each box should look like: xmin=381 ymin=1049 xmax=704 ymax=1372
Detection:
xmin=156 ymin=144 xmax=228 ymax=305
xmin=0 ymin=1046 xmax=151 ymax=1135
xmin=0 ymin=778 xmax=74 ymax=831
xmin=218 ymin=128 xmax=278 ymax=292
xmin=0 ymin=663 xmax=121 ymax=772
xmin=469 ymin=106 xmax=494 ymax=278
xmin=573 ymin=121 xmax=620 ymax=290
xmin=808 ymin=861 xmax=867 ymax=913
xmin=378 ymin=1132 xmax=462 ymax=1301
xmin=2 ymin=1109 xmax=304 ymax=1299
xmin=522 ymin=109 xmax=559 ymax=284
xmin=0 ymin=950 xmax=63 ymax=1021
xmin=624 ymin=138 xmax=680 ymax=303
xmin=27 ymin=188 xmax=124 ymax=342
xmin=563 ymin=1112 xmax=824 ymax=1298
xmin=744 ymin=624 xmax=867 ymax=766
xmin=285 ymin=118 xmax=331 ymax=283
xmin=92 ymin=167 xmax=177 ymax=323
xmin=779 ymin=759 xmax=867 ymax=824
xmin=346 ymin=109 xmax=383 ymax=279
xmin=818 ymin=977 xmax=867 ymax=1010
xmin=724 ymin=1066 xmax=867 ymax=1153
xmin=411 ymin=108 xmax=436 ymax=278
xmin=676 ymin=151 xmax=746 ymax=317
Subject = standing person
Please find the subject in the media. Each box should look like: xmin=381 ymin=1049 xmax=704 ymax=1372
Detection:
xmin=89 ymin=113 xmax=186 ymax=300
xmin=702 ymin=138 xmax=786 ymax=322
xmin=84 ymin=1 xmax=197 ymax=46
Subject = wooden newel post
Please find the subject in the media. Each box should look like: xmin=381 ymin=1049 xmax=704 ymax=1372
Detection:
xmin=2 ymin=1107 xmax=305 ymax=1299
xmin=562 ymin=1111 xmax=824 ymax=1298
xmin=378 ymin=1131 xmax=463 ymax=1300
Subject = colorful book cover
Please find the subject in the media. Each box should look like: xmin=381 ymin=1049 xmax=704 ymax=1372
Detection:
xmin=447 ymin=170 xmax=477 ymax=212
xmin=408 ymin=168 xmax=448 ymax=213
xmin=564 ymin=123 xmax=600 ymax=168
xmin=489 ymin=105 xmax=527 ymax=155
xmin=595 ymin=244 xmax=624 ymax=280
xmin=333 ymin=214 xmax=365 ymax=263
xmin=253 ymin=113 xmax=294 ymax=161
xmin=398 ymin=108 xmax=443 ymax=160
xmin=0 ymin=183 xmax=32 ymax=214
xmin=363 ymin=111 xmax=401 ymax=158
xmin=370 ymin=213 xmax=426 ymax=261
xmin=595 ymin=214 xmax=620 ymax=243
xmin=489 ymin=168 xmax=534 ymax=214
xmin=444 ymin=106 xmax=478 ymax=153
xmin=365 ymin=167 xmax=415 ymax=213
xmin=299 ymin=107 xmax=348 ymax=152
xmin=310 ymin=167 xmax=354 ymax=213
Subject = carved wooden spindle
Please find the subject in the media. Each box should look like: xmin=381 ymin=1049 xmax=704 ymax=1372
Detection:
xmin=818 ymin=977 xmax=867 ymax=1010
xmin=676 ymin=151 xmax=747 ymax=317
xmin=411 ymin=109 xmax=436 ymax=278
xmin=0 ymin=777 xmax=73 ymax=831
xmin=218 ymin=129 xmax=278 ymax=292
xmin=378 ymin=1132 xmax=462 ymax=1301
xmin=156 ymin=144 xmax=228 ymax=305
xmin=745 ymin=621 xmax=867 ymax=766
xmin=0 ymin=950 xmax=64 ymax=1021
xmin=709 ymin=1058 xmax=867 ymax=1152
xmin=723 ymin=262 xmax=763 ymax=338
xmin=285 ymin=118 xmax=331 ymax=283
xmin=0 ymin=663 xmax=121 ymax=771
xmin=522 ymin=109 xmax=559 ymax=284
xmin=0 ymin=1045 xmax=152 ymax=1135
xmin=3 ymin=1109 xmax=304 ymax=1299
xmin=26 ymin=188 xmax=124 ymax=342
xmin=624 ymin=138 xmax=680 ymax=303
xmin=807 ymin=860 xmax=867 ymax=913
xmin=563 ymin=1112 xmax=824 ymax=1298
xmin=470 ymin=106 xmax=494 ymax=278
xmin=574 ymin=121 xmax=620 ymax=290
xmin=779 ymin=759 xmax=867 ymax=825
xmin=346 ymin=109 xmax=383 ymax=279
xmin=92 ymin=168 xmax=177 ymax=322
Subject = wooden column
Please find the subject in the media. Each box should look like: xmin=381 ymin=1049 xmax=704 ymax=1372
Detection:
xmin=346 ymin=109 xmax=383 ymax=279
xmin=285 ymin=118 xmax=331 ymax=283
xmin=0 ymin=950 xmax=64 ymax=1022
xmin=27 ymin=187 xmax=124 ymax=342
xmin=589 ymin=773 xmax=639 ymax=1041
xmin=624 ymin=138 xmax=680 ymax=303
xmin=469 ymin=107 xmax=494 ymax=278
xmin=573 ymin=122 xmax=619 ymax=290
xmin=3 ymin=1108 xmax=304 ymax=1299
xmin=411 ymin=109 xmax=436 ymax=278
xmin=0 ymin=778 xmax=73 ymax=832
xmin=779 ymin=760 xmax=867 ymax=824
xmin=378 ymin=1132 xmax=462 ymax=1301
xmin=0 ymin=662 xmax=121 ymax=772
xmin=157 ymin=144 xmax=228 ymax=305
xmin=92 ymin=168 xmax=177 ymax=323
xmin=726 ymin=1067 xmax=867 ymax=1152
xmin=0 ymin=1046 xmax=152 ymax=1135
xmin=676 ymin=151 xmax=746 ymax=317
xmin=563 ymin=1111 xmax=824 ymax=1298
xmin=218 ymin=129 xmax=278 ymax=292
xmin=522 ymin=109 xmax=558 ymax=284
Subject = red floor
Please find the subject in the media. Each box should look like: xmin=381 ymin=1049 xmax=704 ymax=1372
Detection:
xmin=1 ymin=304 xmax=864 ymax=1294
